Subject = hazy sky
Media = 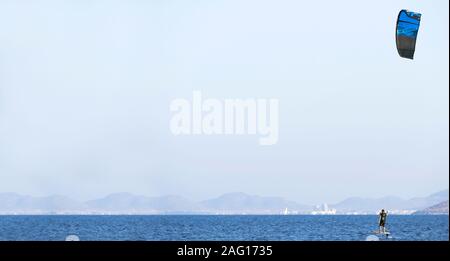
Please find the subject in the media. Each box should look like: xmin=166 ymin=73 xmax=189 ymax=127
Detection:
xmin=0 ymin=0 xmax=448 ymax=204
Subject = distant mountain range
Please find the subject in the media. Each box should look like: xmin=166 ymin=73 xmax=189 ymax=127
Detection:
xmin=330 ymin=190 xmax=449 ymax=214
xmin=0 ymin=190 xmax=448 ymax=215
xmin=200 ymin=192 xmax=311 ymax=214
xmin=413 ymin=200 xmax=449 ymax=215
xmin=0 ymin=192 xmax=311 ymax=215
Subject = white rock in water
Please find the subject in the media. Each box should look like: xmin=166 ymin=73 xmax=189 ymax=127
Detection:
xmin=65 ymin=235 xmax=80 ymax=241
xmin=365 ymin=235 xmax=379 ymax=241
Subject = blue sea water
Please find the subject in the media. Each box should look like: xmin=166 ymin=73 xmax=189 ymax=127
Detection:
xmin=0 ymin=215 xmax=447 ymax=241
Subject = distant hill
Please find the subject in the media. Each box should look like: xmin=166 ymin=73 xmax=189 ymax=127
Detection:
xmin=413 ymin=200 xmax=449 ymax=215
xmin=200 ymin=192 xmax=312 ymax=214
xmin=85 ymin=193 xmax=203 ymax=214
xmin=331 ymin=189 xmax=449 ymax=214
xmin=331 ymin=196 xmax=404 ymax=213
xmin=405 ymin=190 xmax=449 ymax=210
xmin=0 ymin=193 xmax=86 ymax=214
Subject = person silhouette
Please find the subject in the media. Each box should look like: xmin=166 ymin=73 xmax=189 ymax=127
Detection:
xmin=378 ymin=209 xmax=388 ymax=234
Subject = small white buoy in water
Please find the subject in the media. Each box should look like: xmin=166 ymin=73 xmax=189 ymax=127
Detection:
xmin=365 ymin=235 xmax=379 ymax=241
xmin=65 ymin=235 xmax=80 ymax=241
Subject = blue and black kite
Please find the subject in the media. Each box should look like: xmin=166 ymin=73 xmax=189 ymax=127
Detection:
xmin=396 ymin=10 xmax=421 ymax=59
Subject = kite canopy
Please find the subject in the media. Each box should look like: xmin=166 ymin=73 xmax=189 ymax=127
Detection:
xmin=396 ymin=10 xmax=421 ymax=59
